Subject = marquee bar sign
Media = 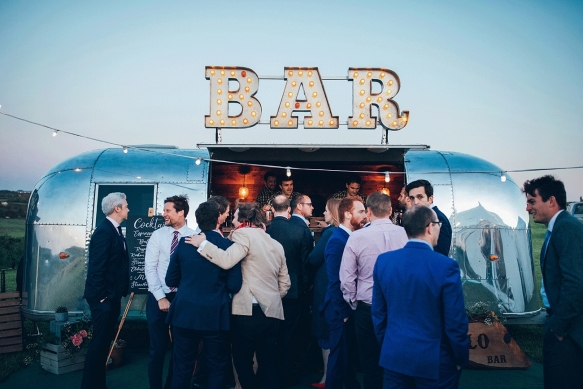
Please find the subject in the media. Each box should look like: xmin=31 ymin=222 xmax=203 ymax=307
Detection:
xmin=205 ymin=66 xmax=409 ymax=131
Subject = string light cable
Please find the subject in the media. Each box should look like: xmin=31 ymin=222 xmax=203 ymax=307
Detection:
xmin=2 ymin=110 xmax=583 ymax=178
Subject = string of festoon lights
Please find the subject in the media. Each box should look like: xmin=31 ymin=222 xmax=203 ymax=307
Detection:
xmin=3 ymin=109 xmax=583 ymax=183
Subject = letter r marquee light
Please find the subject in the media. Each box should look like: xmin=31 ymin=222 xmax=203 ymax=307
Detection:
xmin=204 ymin=66 xmax=409 ymax=132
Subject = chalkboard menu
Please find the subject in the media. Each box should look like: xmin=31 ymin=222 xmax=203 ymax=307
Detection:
xmin=125 ymin=215 xmax=166 ymax=293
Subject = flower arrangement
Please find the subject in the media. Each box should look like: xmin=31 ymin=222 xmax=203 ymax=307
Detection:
xmin=466 ymin=301 xmax=503 ymax=325
xmin=60 ymin=316 xmax=93 ymax=356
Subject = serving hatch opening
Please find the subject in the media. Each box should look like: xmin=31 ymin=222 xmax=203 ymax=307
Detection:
xmin=202 ymin=144 xmax=427 ymax=216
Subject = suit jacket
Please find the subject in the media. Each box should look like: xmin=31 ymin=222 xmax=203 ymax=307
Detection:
xmin=543 ymin=211 xmax=583 ymax=348
xmin=198 ymin=227 xmax=290 ymax=320
xmin=372 ymin=241 xmax=468 ymax=380
xmin=83 ymin=219 xmax=129 ymax=304
xmin=433 ymin=205 xmax=452 ymax=257
xmin=266 ymin=216 xmax=311 ymax=298
xmin=309 ymin=225 xmax=335 ymax=337
xmin=289 ymin=214 xmax=315 ymax=286
xmin=321 ymin=227 xmax=352 ymax=327
xmin=165 ymin=230 xmax=242 ymax=331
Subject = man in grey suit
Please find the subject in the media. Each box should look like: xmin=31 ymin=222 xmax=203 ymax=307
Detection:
xmin=523 ymin=175 xmax=583 ymax=388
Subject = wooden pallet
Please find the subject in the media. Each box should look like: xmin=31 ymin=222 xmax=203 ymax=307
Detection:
xmin=0 ymin=291 xmax=22 ymax=354
xmin=40 ymin=342 xmax=87 ymax=374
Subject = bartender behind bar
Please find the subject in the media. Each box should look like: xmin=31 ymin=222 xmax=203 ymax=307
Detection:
xmin=330 ymin=174 xmax=367 ymax=204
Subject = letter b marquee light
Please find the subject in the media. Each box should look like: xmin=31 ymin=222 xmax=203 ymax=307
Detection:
xmin=204 ymin=66 xmax=409 ymax=131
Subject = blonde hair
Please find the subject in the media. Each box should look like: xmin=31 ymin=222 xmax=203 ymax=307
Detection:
xmin=326 ymin=198 xmax=342 ymax=227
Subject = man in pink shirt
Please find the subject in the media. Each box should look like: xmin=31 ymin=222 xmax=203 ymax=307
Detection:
xmin=339 ymin=191 xmax=408 ymax=389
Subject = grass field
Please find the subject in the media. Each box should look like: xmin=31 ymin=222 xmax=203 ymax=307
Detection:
xmin=0 ymin=218 xmax=25 ymax=238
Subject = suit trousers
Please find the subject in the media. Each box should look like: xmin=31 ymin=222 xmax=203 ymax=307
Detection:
xmin=81 ymin=298 xmax=121 ymax=389
xmin=383 ymin=359 xmax=461 ymax=389
xmin=354 ymin=302 xmax=383 ymax=389
xmin=147 ymin=292 xmax=175 ymax=389
xmin=325 ymin=315 xmax=360 ymax=389
xmin=232 ymin=306 xmax=280 ymax=389
xmin=543 ymin=326 xmax=583 ymax=388
xmin=171 ymin=326 xmax=229 ymax=389
xmin=279 ymin=297 xmax=301 ymax=383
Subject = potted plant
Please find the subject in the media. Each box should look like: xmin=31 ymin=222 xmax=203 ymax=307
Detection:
xmin=55 ymin=306 xmax=68 ymax=322
xmin=107 ymin=339 xmax=127 ymax=370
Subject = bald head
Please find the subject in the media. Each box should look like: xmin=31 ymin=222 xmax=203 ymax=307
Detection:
xmin=272 ymin=195 xmax=290 ymax=217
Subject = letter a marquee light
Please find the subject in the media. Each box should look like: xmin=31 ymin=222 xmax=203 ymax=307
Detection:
xmin=205 ymin=66 xmax=409 ymax=131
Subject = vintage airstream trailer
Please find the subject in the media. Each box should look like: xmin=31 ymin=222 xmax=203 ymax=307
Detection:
xmin=22 ymin=144 xmax=540 ymax=321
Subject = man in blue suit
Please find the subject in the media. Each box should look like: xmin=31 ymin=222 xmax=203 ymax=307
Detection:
xmin=406 ymin=179 xmax=452 ymax=256
xmin=321 ymin=197 xmax=367 ymax=389
xmin=372 ymin=205 xmax=468 ymax=388
xmin=82 ymin=192 xmax=130 ymax=389
xmin=523 ymin=175 xmax=583 ymax=388
xmin=165 ymin=201 xmax=242 ymax=389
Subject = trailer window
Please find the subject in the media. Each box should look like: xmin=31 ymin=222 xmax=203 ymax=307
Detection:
xmin=93 ymin=184 xmax=156 ymax=229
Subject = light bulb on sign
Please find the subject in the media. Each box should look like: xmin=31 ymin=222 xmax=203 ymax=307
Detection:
xmin=384 ymin=172 xmax=390 ymax=183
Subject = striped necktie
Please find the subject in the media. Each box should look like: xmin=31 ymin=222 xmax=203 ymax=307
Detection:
xmin=170 ymin=231 xmax=179 ymax=255
xmin=169 ymin=231 xmax=179 ymax=292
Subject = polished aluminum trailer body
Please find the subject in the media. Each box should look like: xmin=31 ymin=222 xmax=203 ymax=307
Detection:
xmin=22 ymin=146 xmax=539 ymax=320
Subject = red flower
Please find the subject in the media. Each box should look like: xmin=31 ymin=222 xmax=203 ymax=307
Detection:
xmin=71 ymin=334 xmax=83 ymax=347
xmin=79 ymin=330 xmax=88 ymax=338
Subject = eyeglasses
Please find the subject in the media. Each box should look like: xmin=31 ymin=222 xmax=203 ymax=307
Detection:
xmin=426 ymin=220 xmax=442 ymax=228
xmin=300 ymin=203 xmax=313 ymax=207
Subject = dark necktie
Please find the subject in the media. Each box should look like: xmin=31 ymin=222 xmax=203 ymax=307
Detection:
xmin=117 ymin=226 xmax=126 ymax=250
xmin=169 ymin=231 xmax=179 ymax=292
xmin=540 ymin=230 xmax=551 ymax=271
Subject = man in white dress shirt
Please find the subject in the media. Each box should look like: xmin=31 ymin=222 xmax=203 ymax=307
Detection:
xmin=145 ymin=195 xmax=195 ymax=389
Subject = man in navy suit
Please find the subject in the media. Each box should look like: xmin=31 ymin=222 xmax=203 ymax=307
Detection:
xmin=81 ymin=192 xmax=130 ymax=389
xmin=165 ymin=201 xmax=242 ymax=389
xmin=321 ymin=197 xmax=367 ymax=389
xmin=406 ymin=179 xmax=452 ymax=256
xmin=266 ymin=195 xmax=312 ymax=386
xmin=523 ymin=175 xmax=583 ymax=388
xmin=372 ymin=205 xmax=468 ymax=389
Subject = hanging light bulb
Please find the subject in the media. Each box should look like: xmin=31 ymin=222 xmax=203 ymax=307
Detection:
xmin=123 ymin=146 xmax=128 ymax=154
xmin=52 ymin=130 xmax=58 ymax=137
xmin=238 ymin=174 xmax=249 ymax=199
xmin=500 ymin=172 xmax=507 ymax=182
xmin=286 ymin=167 xmax=291 ymax=177
xmin=196 ymin=158 xmax=202 ymax=165
xmin=384 ymin=172 xmax=390 ymax=183
xmin=381 ymin=187 xmax=390 ymax=195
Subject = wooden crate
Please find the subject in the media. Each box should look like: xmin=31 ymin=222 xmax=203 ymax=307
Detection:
xmin=0 ymin=291 xmax=22 ymax=354
xmin=40 ymin=342 xmax=87 ymax=374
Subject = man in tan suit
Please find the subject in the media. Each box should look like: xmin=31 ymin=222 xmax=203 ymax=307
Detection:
xmin=186 ymin=202 xmax=290 ymax=389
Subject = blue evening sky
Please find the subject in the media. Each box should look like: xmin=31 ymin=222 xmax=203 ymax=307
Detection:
xmin=1 ymin=0 xmax=582 ymax=200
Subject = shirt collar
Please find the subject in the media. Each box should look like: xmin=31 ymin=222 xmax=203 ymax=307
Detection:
xmin=339 ymin=224 xmax=352 ymax=235
xmin=106 ymin=216 xmax=120 ymax=228
xmin=409 ymin=238 xmax=434 ymax=250
xmin=292 ymin=213 xmax=308 ymax=224
xmin=548 ymin=210 xmax=563 ymax=232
